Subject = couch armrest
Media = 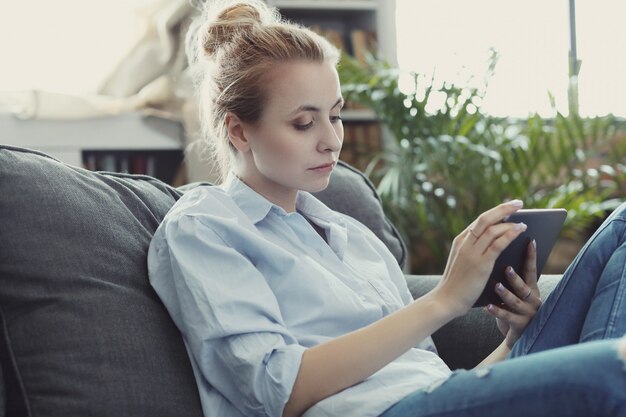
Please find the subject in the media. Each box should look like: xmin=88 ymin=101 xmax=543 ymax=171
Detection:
xmin=405 ymin=274 xmax=563 ymax=369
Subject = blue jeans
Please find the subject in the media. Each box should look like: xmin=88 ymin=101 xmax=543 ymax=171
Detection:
xmin=381 ymin=202 xmax=626 ymax=417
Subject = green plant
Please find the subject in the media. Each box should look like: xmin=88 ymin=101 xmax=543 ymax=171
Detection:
xmin=339 ymin=54 xmax=625 ymax=274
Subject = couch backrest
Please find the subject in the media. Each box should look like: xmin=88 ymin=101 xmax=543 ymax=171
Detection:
xmin=0 ymin=145 xmax=204 ymax=417
xmin=0 ymin=145 xmax=406 ymax=417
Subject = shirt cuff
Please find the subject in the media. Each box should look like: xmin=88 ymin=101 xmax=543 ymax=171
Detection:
xmin=262 ymin=343 xmax=308 ymax=417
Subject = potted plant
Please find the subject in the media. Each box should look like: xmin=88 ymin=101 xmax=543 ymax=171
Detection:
xmin=339 ymin=54 xmax=625 ymax=273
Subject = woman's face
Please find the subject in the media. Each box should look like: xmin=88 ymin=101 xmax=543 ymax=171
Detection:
xmin=235 ymin=60 xmax=344 ymax=208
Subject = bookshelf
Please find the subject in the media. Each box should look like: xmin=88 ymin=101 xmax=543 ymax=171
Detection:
xmin=267 ymin=0 xmax=397 ymax=66
xmin=0 ymin=112 xmax=185 ymax=185
xmin=82 ymin=149 xmax=184 ymax=184
xmin=267 ymin=0 xmax=396 ymax=172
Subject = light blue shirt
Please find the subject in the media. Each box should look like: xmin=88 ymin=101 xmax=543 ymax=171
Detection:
xmin=147 ymin=176 xmax=452 ymax=417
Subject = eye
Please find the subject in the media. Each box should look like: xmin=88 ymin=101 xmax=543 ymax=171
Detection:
xmin=293 ymin=121 xmax=314 ymax=131
xmin=330 ymin=115 xmax=343 ymax=124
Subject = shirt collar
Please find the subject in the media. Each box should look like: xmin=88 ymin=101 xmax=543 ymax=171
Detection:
xmin=222 ymin=175 xmax=274 ymax=224
xmin=296 ymin=191 xmax=344 ymax=226
xmin=297 ymin=191 xmax=348 ymax=260
xmin=222 ymin=174 xmax=344 ymax=226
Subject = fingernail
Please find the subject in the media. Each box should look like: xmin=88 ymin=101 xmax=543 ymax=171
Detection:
xmin=497 ymin=282 xmax=504 ymax=291
xmin=508 ymin=199 xmax=523 ymax=207
xmin=487 ymin=304 xmax=494 ymax=311
xmin=532 ymin=239 xmax=536 ymax=249
xmin=515 ymin=222 xmax=527 ymax=231
xmin=506 ymin=266 xmax=514 ymax=275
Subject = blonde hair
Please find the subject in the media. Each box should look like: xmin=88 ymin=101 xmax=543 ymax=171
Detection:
xmin=186 ymin=0 xmax=341 ymax=181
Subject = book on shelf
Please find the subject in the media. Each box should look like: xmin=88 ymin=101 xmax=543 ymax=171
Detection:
xmin=310 ymin=25 xmax=346 ymax=51
xmin=309 ymin=27 xmax=377 ymax=62
xmin=81 ymin=150 xmax=183 ymax=185
xmin=309 ymin=26 xmax=378 ymax=113
xmin=350 ymin=29 xmax=377 ymax=65
xmin=340 ymin=122 xmax=381 ymax=172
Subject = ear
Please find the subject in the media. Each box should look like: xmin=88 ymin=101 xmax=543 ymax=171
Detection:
xmin=225 ymin=112 xmax=250 ymax=153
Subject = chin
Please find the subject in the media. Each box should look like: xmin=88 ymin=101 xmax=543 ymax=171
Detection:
xmin=301 ymin=177 xmax=331 ymax=193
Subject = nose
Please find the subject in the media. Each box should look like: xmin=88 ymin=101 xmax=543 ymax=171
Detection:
xmin=317 ymin=119 xmax=343 ymax=153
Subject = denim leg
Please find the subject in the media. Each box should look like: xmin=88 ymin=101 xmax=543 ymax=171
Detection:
xmin=510 ymin=201 xmax=626 ymax=357
xmin=380 ymin=338 xmax=626 ymax=417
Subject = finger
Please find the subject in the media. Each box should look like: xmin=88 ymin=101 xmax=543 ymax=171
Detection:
xmin=504 ymin=266 xmax=531 ymax=297
xmin=486 ymin=303 xmax=525 ymax=328
xmin=504 ymin=267 xmax=540 ymax=308
xmin=484 ymin=222 xmax=528 ymax=262
xmin=473 ymin=222 xmax=527 ymax=254
xmin=523 ymin=239 xmax=538 ymax=288
xmin=467 ymin=199 xmax=524 ymax=238
xmin=494 ymin=282 xmax=534 ymax=314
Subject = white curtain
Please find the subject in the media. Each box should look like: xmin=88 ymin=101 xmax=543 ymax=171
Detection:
xmin=0 ymin=0 xmax=218 ymax=181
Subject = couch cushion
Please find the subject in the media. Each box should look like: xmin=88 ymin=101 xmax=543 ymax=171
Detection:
xmin=0 ymin=145 xmax=204 ymax=417
xmin=313 ymin=160 xmax=407 ymax=269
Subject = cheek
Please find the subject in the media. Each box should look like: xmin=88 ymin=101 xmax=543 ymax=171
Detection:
xmin=336 ymin=123 xmax=344 ymax=143
xmin=255 ymin=130 xmax=303 ymax=163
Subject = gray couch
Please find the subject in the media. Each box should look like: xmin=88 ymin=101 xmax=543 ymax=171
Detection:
xmin=0 ymin=145 xmax=559 ymax=417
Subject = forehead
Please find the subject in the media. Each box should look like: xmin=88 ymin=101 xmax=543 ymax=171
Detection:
xmin=261 ymin=61 xmax=341 ymax=114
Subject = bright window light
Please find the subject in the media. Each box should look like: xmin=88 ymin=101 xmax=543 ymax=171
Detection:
xmin=0 ymin=0 xmax=146 ymax=95
xmin=3 ymin=0 xmax=625 ymax=118
xmin=396 ymin=0 xmax=626 ymax=117
xmin=576 ymin=0 xmax=626 ymax=117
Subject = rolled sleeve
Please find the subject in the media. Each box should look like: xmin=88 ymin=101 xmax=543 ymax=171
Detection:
xmin=148 ymin=213 xmax=305 ymax=417
xmin=200 ymin=334 xmax=306 ymax=417
xmin=263 ymin=344 xmax=307 ymax=416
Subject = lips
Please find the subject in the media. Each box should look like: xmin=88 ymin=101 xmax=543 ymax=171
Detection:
xmin=309 ymin=161 xmax=336 ymax=170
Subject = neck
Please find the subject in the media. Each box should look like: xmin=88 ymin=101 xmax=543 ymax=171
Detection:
xmin=265 ymin=189 xmax=298 ymax=213
xmin=236 ymin=175 xmax=298 ymax=213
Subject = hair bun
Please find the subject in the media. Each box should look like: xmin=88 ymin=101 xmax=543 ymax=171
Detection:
xmin=201 ymin=1 xmax=265 ymax=57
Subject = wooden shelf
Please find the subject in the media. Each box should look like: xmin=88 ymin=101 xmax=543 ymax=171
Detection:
xmin=269 ymin=1 xmax=377 ymax=11
xmin=342 ymin=109 xmax=377 ymax=121
xmin=0 ymin=112 xmax=184 ymax=183
xmin=1 ymin=112 xmax=182 ymax=151
xmin=268 ymin=0 xmax=393 ymax=163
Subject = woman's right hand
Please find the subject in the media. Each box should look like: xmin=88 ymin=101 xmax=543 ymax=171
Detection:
xmin=434 ymin=200 xmax=528 ymax=317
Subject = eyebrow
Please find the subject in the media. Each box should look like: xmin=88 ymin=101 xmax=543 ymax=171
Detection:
xmin=290 ymin=97 xmax=344 ymax=116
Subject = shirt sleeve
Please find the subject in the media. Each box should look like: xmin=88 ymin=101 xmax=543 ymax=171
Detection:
xmin=148 ymin=214 xmax=306 ymax=417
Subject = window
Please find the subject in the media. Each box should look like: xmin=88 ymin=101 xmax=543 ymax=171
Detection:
xmin=576 ymin=0 xmax=626 ymax=117
xmin=395 ymin=0 xmax=626 ymax=117
xmin=0 ymin=0 xmax=144 ymax=94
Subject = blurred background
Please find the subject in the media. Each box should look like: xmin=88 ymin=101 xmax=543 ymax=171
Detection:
xmin=1 ymin=0 xmax=625 ymax=274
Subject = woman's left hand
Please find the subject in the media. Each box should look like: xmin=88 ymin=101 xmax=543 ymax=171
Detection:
xmin=485 ymin=240 xmax=542 ymax=349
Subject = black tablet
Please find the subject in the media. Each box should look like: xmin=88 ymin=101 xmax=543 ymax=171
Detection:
xmin=473 ymin=208 xmax=567 ymax=307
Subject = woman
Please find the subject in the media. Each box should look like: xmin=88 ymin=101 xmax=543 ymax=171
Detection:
xmin=147 ymin=1 xmax=626 ymax=416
